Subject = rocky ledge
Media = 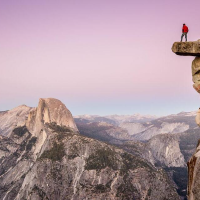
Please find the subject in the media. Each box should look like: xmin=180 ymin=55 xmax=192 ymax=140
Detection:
xmin=172 ymin=40 xmax=200 ymax=56
xmin=172 ymin=40 xmax=200 ymax=94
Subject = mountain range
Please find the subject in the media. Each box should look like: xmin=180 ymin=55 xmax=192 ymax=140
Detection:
xmin=0 ymin=98 xmax=183 ymax=200
xmin=1 ymin=99 xmax=200 ymax=199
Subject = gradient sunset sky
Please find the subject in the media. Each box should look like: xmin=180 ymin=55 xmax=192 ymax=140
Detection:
xmin=1 ymin=0 xmax=200 ymax=116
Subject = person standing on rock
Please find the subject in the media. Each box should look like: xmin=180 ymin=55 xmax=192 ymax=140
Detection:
xmin=181 ymin=24 xmax=189 ymax=42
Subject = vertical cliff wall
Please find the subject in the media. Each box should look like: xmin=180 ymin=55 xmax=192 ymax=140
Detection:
xmin=187 ymin=140 xmax=200 ymax=200
xmin=172 ymin=40 xmax=200 ymax=200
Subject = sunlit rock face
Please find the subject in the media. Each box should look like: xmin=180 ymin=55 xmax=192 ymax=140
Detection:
xmin=121 ymin=134 xmax=186 ymax=168
xmin=195 ymin=109 xmax=200 ymax=127
xmin=172 ymin=40 xmax=200 ymax=56
xmin=131 ymin=122 xmax=189 ymax=141
xmin=0 ymin=105 xmax=33 ymax=137
xmin=25 ymin=98 xmax=79 ymax=156
xmin=146 ymin=134 xmax=185 ymax=167
xmin=26 ymin=98 xmax=78 ymax=135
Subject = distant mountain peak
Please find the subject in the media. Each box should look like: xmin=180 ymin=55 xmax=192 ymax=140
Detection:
xmin=26 ymin=98 xmax=78 ymax=135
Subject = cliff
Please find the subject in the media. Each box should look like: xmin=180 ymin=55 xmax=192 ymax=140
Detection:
xmin=187 ymin=140 xmax=200 ymax=200
xmin=172 ymin=40 xmax=200 ymax=56
xmin=0 ymin=105 xmax=33 ymax=137
xmin=26 ymin=98 xmax=78 ymax=135
xmin=172 ymin=40 xmax=200 ymax=199
xmin=172 ymin=40 xmax=200 ymax=94
xmin=146 ymin=134 xmax=185 ymax=167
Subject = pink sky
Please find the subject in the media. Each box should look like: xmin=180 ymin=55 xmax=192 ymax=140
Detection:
xmin=1 ymin=0 xmax=200 ymax=115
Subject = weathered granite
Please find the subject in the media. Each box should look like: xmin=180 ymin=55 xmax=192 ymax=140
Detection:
xmin=192 ymin=57 xmax=200 ymax=93
xmin=172 ymin=40 xmax=200 ymax=56
xmin=0 ymin=105 xmax=34 ymax=137
xmin=172 ymin=40 xmax=200 ymax=94
xmin=26 ymin=98 xmax=78 ymax=136
xmin=187 ymin=140 xmax=200 ymax=200
xmin=196 ymin=109 xmax=200 ymax=127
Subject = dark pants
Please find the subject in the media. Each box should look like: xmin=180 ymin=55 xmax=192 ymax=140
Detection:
xmin=181 ymin=32 xmax=187 ymax=42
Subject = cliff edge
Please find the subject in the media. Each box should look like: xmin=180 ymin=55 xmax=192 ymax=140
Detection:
xmin=172 ymin=40 xmax=200 ymax=56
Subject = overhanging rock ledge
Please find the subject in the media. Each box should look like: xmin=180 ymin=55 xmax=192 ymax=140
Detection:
xmin=172 ymin=40 xmax=200 ymax=56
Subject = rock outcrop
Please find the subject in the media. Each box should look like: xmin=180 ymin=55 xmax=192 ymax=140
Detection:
xmin=172 ymin=40 xmax=200 ymax=94
xmin=146 ymin=134 xmax=185 ymax=167
xmin=0 ymin=105 xmax=33 ymax=137
xmin=192 ymin=57 xmax=200 ymax=93
xmin=172 ymin=40 xmax=200 ymax=56
xmin=172 ymin=40 xmax=200 ymax=199
xmin=121 ymin=134 xmax=186 ymax=168
xmin=26 ymin=98 xmax=78 ymax=135
xmin=0 ymin=98 xmax=180 ymax=200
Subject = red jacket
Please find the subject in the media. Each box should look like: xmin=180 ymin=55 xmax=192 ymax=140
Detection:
xmin=182 ymin=25 xmax=189 ymax=33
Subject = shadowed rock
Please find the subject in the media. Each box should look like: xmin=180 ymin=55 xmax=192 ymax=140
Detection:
xmin=172 ymin=40 xmax=200 ymax=56
xmin=172 ymin=40 xmax=200 ymax=93
xmin=192 ymin=57 xmax=200 ymax=93
xmin=187 ymin=140 xmax=200 ymax=200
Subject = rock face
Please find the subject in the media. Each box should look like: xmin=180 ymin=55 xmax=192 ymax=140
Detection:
xmin=146 ymin=134 xmax=185 ymax=167
xmin=26 ymin=98 xmax=78 ymax=135
xmin=121 ymin=134 xmax=186 ymax=168
xmin=0 ymin=98 xmax=180 ymax=200
xmin=195 ymin=109 xmax=200 ymax=126
xmin=132 ymin=122 xmax=189 ymax=141
xmin=192 ymin=57 xmax=200 ymax=93
xmin=172 ymin=40 xmax=200 ymax=199
xmin=172 ymin=40 xmax=200 ymax=56
xmin=0 ymin=105 xmax=33 ymax=137
xmin=14 ymin=134 xmax=179 ymax=200
xmin=187 ymin=140 xmax=200 ymax=200
xmin=172 ymin=40 xmax=200 ymax=94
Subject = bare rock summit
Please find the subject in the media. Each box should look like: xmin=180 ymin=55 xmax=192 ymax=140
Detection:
xmin=26 ymin=98 xmax=78 ymax=135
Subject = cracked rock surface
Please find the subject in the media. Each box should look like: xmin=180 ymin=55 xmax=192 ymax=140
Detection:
xmin=172 ymin=40 xmax=200 ymax=56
